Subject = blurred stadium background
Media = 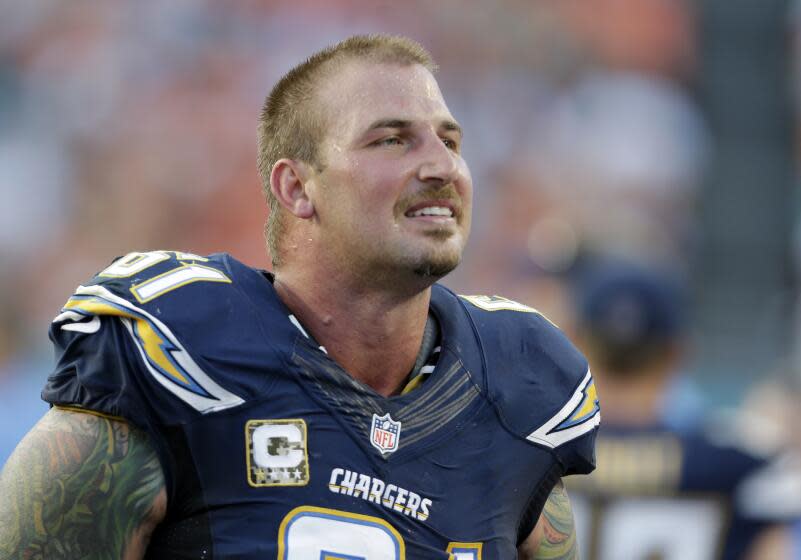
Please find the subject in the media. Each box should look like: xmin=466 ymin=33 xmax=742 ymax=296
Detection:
xmin=1 ymin=0 xmax=799 ymax=472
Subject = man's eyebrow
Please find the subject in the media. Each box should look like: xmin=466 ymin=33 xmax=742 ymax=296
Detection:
xmin=367 ymin=119 xmax=412 ymax=132
xmin=365 ymin=118 xmax=463 ymax=138
xmin=441 ymin=119 xmax=463 ymax=138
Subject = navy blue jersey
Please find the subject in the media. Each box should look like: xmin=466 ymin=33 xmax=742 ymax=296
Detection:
xmin=567 ymin=423 xmax=800 ymax=560
xmin=42 ymin=251 xmax=599 ymax=559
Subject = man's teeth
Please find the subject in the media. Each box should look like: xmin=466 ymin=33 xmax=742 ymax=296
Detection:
xmin=409 ymin=206 xmax=453 ymax=217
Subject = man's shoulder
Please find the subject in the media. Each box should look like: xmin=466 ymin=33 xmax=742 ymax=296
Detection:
xmin=76 ymin=250 xmax=246 ymax=306
xmin=455 ymin=293 xmax=590 ymax=400
xmin=456 ymin=293 xmax=572 ymax=349
xmin=442 ymin=290 xmax=598 ymax=469
xmin=46 ymin=250 xmax=288 ymax=418
xmin=59 ymin=250 xmax=284 ymax=333
xmin=434 ymin=288 xmax=576 ymax=349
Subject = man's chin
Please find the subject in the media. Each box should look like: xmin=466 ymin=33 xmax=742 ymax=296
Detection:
xmin=412 ymin=254 xmax=461 ymax=280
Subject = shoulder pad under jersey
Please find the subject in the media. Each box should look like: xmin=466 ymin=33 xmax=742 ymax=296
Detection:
xmin=44 ymin=251 xmax=289 ymax=423
xmin=459 ymin=295 xmax=600 ymax=475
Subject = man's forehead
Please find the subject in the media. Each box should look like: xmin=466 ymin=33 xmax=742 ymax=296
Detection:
xmin=318 ymin=60 xmax=453 ymax=133
xmin=323 ymin=58 xmax=440 ymax=94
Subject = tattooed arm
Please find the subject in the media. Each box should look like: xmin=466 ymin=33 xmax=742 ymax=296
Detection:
xmin=0 ymin=407 xmax=167 ymax=560
xmin=518 ymin=480 xmax=578 ymax=560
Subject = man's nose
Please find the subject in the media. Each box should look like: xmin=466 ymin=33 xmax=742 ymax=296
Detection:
xmin=417 ymin=135 xmax=459 ymax=185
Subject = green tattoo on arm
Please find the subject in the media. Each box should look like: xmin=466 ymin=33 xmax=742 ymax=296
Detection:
xmin=0 ymin=407 xmax=167 ymax=560
xmin=520 ymin=480 xmax=579 ymax=560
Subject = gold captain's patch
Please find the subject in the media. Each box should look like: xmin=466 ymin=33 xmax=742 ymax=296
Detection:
xmin=245 ymin=419 xmax=309 ymax=487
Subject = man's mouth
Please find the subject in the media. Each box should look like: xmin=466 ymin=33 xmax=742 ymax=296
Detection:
xmin=404 ymin=200 xmax=457 ymax=219
xmin=406 ymin=206 xmax=454 ymax=218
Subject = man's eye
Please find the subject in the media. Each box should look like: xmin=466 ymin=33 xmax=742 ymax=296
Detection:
xmin=442 ymin=137 xmax=458 ymax=151
xmin=375 ymin=136 xmax=403 ymax=146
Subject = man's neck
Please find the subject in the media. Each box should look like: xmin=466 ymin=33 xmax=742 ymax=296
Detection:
xmin=273 ymin=268 xmax=432 ymax=397
xmin=595 ymin=370 xmax=671 ymax=427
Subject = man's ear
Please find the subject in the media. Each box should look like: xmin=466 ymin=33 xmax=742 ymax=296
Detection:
xmin=270 ymin=158 xmax=315 ymax=219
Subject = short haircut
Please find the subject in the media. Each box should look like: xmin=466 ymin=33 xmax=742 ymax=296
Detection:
xmin=257 ymin=34 xmax=437 ymax=267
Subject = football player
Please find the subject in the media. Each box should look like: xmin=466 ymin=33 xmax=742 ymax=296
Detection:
xmin=0 ymin=35 xmax=600 ymax=559
xmin=566 ymin=260 xmax=801 ymax=560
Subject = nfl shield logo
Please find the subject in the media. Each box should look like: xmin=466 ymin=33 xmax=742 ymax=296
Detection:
xmin=370 ymin=413 xmax=401 ymax=455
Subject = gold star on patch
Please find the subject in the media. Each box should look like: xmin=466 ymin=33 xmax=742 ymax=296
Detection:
xmin=254 ymin=467 xmax=268 ymax=483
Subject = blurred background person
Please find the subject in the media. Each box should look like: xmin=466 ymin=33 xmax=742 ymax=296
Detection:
xmin=565 ymin=259 xmax=801 ymax=560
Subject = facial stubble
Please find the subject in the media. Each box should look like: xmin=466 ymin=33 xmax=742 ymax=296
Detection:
xmin=411 ymin=228 xmax=463 ymax=279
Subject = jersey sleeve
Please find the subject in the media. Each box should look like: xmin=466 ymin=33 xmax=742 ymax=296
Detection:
xmin=42 ymin=251 xmax=245 ymax=430
xmin=461 ymin=295 xmax=600 ymax=476
xmin=45 ymin=306 xmax=158 ymax=425
xmin=524 ymin=367 xmax=599 ymax=476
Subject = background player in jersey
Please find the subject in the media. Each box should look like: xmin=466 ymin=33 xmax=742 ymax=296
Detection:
xmin=0 ymin=35 xmax=598 ymax=558
xmin=565 ymin=259 xmax=800 ymax=560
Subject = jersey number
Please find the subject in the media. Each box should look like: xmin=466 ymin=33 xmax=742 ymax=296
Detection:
xmin=98 ymin=251 xmax=231 ymax=303
xmin=278 ymin=507 xmax=405 ymax=559
xmin=277 ymin=506 xmax=482 ymax=559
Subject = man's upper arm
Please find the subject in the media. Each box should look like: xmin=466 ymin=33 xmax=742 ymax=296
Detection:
xmin=519 ymin=480 xmax=579 ymax=560
xmin=0 ymin=407 xmax=167 ymax=560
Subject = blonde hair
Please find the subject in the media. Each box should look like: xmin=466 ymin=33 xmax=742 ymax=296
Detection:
xmin=257 ymin=34 xmax=437 ymax=267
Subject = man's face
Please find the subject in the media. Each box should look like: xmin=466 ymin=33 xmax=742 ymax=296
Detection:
xmin=308 ymin=60 xmax=472 ymax=284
